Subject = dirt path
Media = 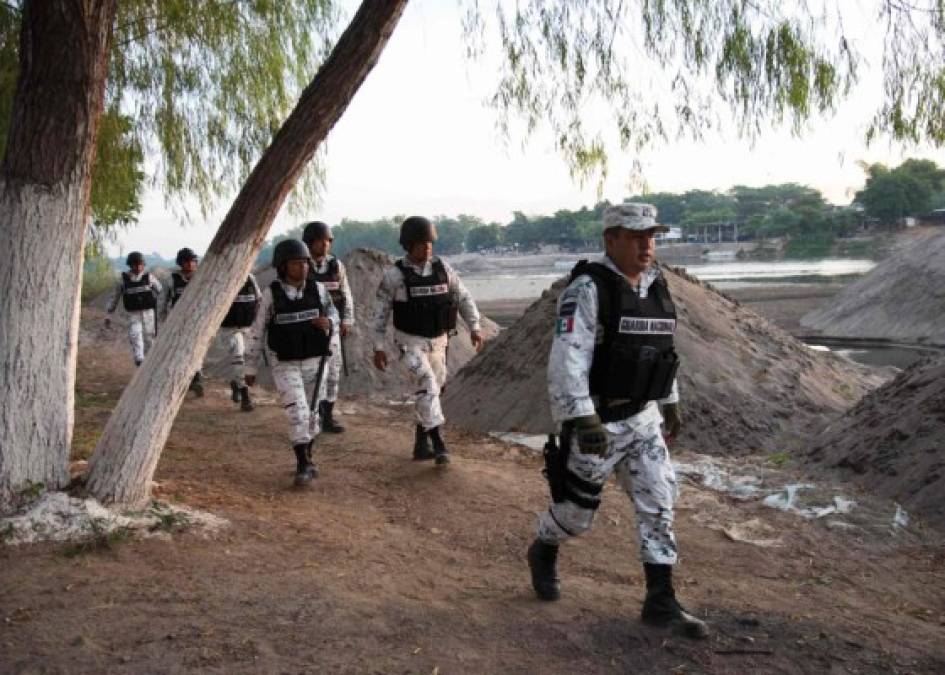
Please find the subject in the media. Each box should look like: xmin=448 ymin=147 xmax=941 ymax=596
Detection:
xmin=2 ymin=335 xmax=944 ymax=674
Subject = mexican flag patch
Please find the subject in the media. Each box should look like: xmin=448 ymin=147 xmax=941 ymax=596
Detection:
xmin=556 ymin=316 xmax=574 ymax=335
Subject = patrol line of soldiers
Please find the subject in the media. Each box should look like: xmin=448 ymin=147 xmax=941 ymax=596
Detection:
xmin=104 ymin=217 xmax=476 ymax=483
xmin=106 ymin=205 xmax=708 ymax=638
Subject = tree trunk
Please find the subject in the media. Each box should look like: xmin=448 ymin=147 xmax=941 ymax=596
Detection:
xmin=86 ymin=0 xmax=409 ymax=506
xmin=0 ymin=0 xmax=117 ymax=510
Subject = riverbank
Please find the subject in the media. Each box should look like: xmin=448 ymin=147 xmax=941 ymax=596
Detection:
xmin=478 ymin=281 xmax=847 ymax=334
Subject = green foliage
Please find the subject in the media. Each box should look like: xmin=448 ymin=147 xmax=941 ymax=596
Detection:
xmin=89 ymin=111 xmax=144 ymax=229
xmin=855 ymin=158 xmax=945 ymax=223
xmin=467 ymin=223 xmax=504 ymax=251
xmin=0 ymin=1 xmax=339 ymax=230
xmin=465 ymin=1 xmax=857 ymax=186
xmin=109 ymin=0 xmax=339 ymax=214
xmin=81 ymin=255 xmax=118 ymax=303
xmin=62 ymin=518 xmax=133 ymax=558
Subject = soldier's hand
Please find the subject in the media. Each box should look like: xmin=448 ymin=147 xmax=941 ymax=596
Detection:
xmin=573 ymin=414 xmax=608 ymax=455
xmin=470 ymin=330 xmax=483 ymax=352
xmin=104 ymin=317 xmax=111 ymax=329
xmin=245 ymin=375 xmax=256 ymax=387
xmin=312 ymin=317 xmax=331 ymax=333
xmin=373 ymin=350 xmax=388 ymax=371
xmin=340 ymin=323 xmax=350 ymax=338
xmin=662 ymin=403 xmax=682 ymax=439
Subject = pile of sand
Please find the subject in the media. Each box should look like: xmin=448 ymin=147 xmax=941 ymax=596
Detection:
xmin=801 ymin=228 xmax=945 ymax=344
xmin=205 ymin=248 xmax=498 ymax=397
xmin=806 ymin=354 xmax=945 ymax=529
xmin=442 ymin=263 xmax=885 ymax=456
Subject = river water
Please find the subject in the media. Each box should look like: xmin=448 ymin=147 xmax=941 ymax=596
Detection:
xmin=462 ymin=257 xmax=876 ymax=301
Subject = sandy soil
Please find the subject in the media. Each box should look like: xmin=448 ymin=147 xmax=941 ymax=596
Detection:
xmin=480 ymin=282 xmax=847 ymax=334
xmin=2 ymin=315 xmax=944 ymax=674
xmin=444 ymin=266 xmax=883 ymax=455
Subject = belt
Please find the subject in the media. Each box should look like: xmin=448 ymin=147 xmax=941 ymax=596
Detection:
xmin=596 ymin=400 xmax=647 ymax=423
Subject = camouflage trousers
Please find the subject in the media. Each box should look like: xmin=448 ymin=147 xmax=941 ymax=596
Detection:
xmin=127 ymin=310 xmax=156 ymax=364
xmin=537 ymin=404 xmax=680 ymax=565
xmin=397 ymin=333 xmax=448 ymax=431
xmin=271 ymin=356 xmax=328 ymax=445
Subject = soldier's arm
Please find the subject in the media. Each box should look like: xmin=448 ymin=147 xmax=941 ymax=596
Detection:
xmin=244 ymin=287 xmax=273 ymax=376
xmin=106 ymin=279 xmax=122 ymax=313
xmin=338 ymin=262 xmax=355 ymax=327
xmin=321 ymin=284 xmax=340 ymax=331
xmin=371 ymin=269 xmax=397 ymax=352
xmin=444 ymin=261 xmax=481 ymax=332
xmin=547 ymin=277 xmax=599 ymax=423
xmin=249 ymin=273 xmax=262 ymax=299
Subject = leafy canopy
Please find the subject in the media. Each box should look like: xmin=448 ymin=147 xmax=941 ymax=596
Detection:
xmin=0 ymin=0 xmax=340 ymax=232
xmin=4 ymin=0 xmax=945 ymax=234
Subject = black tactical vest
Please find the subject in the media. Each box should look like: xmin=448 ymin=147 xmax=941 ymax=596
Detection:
xmin=392 ymin=258 xmax=458 ymax=338
xmin=169 ymin=271 xmax=190 ymax=307
xmin=570 ymin=260 xmax=679 ymax=405
xmin=121 ymin=272 xmax=157 ymax=312
xmin=309 ymin=257 xmax=345 ymax=314
xmin=221 ymin=276 xmax=259 ymax=328
xmin=266 ymin=278 xmax=330 ymax=361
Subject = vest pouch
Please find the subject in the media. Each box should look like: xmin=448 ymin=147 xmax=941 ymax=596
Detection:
xmin=436 ymin=304 xmax=458 ymax=334
xmin=628 ymin=345 xmax=659 ymax=400
xmin=645 ymin=350 xmax=679 ymax=400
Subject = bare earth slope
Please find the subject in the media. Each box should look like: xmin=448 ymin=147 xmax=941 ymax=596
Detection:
xmin=443 ymin=264 xmax=883 ymax=456
xmin=808 ymin=354 xmax=945 ymax=529
xmin=801 ymin=228 xmax=945 ymax=344
xmin=2 ymin=310 xmax=943 ymax=673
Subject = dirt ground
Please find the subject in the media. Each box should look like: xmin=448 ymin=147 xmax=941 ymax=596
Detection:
xmin=2 ymin=327 xmax=945 ymax=674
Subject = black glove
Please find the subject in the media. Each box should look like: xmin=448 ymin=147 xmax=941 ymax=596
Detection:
xmin=573 ymin=414 xmax=608 ymax=455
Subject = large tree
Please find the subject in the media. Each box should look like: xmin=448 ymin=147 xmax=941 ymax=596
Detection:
xmin=0 ymin=0 xmax=118 ymax=507
xmin=4 ymin=0 xmax=945 ymax=508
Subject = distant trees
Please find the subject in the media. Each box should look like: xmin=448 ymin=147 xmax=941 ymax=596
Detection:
xmin=856 ymin=159 xmax=945 ymax=224
xmin=252 ymin=162 xmax=945 ymax=263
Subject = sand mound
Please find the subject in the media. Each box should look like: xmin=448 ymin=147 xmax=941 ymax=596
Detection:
xmin=801 ymin=228 xmax=945 ymax=344
xmin=806 ymin=354 xmax=945 ymax=529
xmin=204 ymin=249 xmax=498 ymax=397
xmin=442 ymin=263 xmax=884 ymax=456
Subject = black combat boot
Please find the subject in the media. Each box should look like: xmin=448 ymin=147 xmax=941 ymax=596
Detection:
xmin=319 ymin=400 xmax=345 ymax=433
xmin=527 ymin=539 xmax=561 ymax=601
xmin=293 ymin=443 xmax=318 ymax=486
xmin=641 ymin=563 xmax=709 ymax=639
xmin=239 ymin=386 xmax=254 ymax=412
xmin=230 ymin=379 xmax=241 ymax=403
xmin=429 ymin=426 xmax=450 ymax=465
xmin=189 ymin=372 xmax=204 ymax=397
xmin=412 ymin=425 xmax=434 ymax=461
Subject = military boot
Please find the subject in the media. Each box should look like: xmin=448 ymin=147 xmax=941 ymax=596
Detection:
xmin=527 ymin=539 xmax=561 ymax=601
xmin=293 ymin=443 xmax=318 ymax=486
xmin=429 ymin=426 xmax=450 ymax=465
xmin=230 ymin=379 xmax=241 ymax=403
xmin=189 ymin=372 xmax=204 ymax=397
xmin=319 ymin=400 xmax=345 ymax=433
xmin=413 ymin=425 xmax=434 ymax=461
xmin=641 ymin=563 xmax=709 ymax=639
xmin=239 ymin=386 xmax=254 ymax=412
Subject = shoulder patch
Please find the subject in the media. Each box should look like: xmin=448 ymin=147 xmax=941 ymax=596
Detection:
xmin=558 ymin=300 xmax=577 ymax=317
xmin=555 ymin=316 xmax=574 ymax=335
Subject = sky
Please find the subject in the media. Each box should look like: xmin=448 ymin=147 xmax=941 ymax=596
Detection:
xmin=110 ymin=1 xmax=945 ymax=258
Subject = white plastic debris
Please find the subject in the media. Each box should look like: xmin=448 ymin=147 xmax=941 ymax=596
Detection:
xmin=892 ymin=503 xmax=910 ymax=529
xmin=489 ymin=432 xmax=547 ymax=451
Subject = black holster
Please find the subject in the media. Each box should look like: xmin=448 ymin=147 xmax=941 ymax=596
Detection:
xmin=542 ymin=425 xmax=572 ymax=504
